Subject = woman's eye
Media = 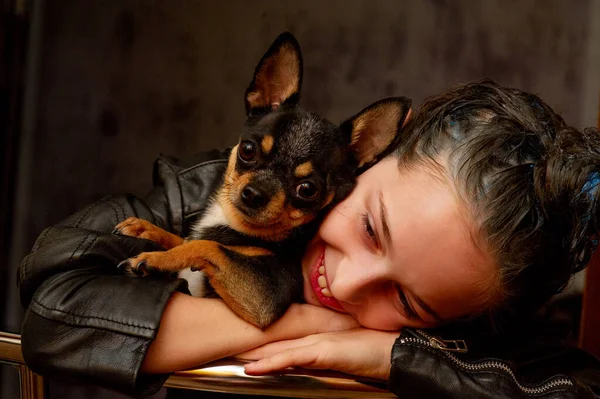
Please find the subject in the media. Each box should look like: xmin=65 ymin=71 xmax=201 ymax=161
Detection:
xmin=395 ymin=284 xmax=419 ymax=321
xmin=238 ymin=140 xmax=257 ymax=162
xmin=361 ymin=212 xmax=379 ymax=247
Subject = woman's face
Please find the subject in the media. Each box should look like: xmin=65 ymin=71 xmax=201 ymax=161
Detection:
xmin=301 ymin=157 xmax=496 ymax=330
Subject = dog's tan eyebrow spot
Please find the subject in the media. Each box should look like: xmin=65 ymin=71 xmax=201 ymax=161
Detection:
xmin=290 ymin=209 xmax=304 ymax=220
xmin=295 ymin=162 xmax=313 ymax=178
xmin=261 ymin=135 xmax=274 ymax=154
xmin=320 ymin=192 xmax=335 ymax=209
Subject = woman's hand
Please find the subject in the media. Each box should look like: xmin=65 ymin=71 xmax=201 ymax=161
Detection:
xmin=239 ymin=328 xmax=399 ymax=380
xmin=266 ymin=303 xmax=360 ymax=342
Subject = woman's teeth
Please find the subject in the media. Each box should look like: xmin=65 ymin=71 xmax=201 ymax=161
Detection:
xmin=318 ymin=263 xmax=332 ymax=297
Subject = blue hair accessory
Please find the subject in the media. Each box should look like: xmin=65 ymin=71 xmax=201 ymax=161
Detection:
xmin=446 ymin=117 xmax=462 ymax=140
xmin=582 ymin=172 xmax=600 ymax=200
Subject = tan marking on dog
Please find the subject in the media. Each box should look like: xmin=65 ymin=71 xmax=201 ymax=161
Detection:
xmin=290 ymin=209 xmax=304 ymax=220
xmin=320 ymin=192 xmax=335 ymax=209
xmin=227 ymin=245 xmax=272 ymax=257
xmin=294 ymin=162 xmax=313 ymax=178
xmin=218 ymin=176 xmax=249 ymax=231
xmin=281 ymin=203 xmax=317 ymax=230
xmin=261 ymin=135 xmax=274 ymax=155
xmin=233 ymin=173 xmax=253 ymax=197
xmin=262 ymin=190 xmax=285 ymax=220
xmin=287 ymin=213 xmax=315 ymax=228
xmin=225 ymin=145 xmax=240 ymax=185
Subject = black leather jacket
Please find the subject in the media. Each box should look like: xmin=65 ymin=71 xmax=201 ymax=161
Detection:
xmin=18 ymin=150 xmax=600 ymax=398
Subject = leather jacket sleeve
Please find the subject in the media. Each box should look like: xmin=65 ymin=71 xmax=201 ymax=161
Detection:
xmin=389 ymin=326 xmax=600 ymax=398
xmin=18 ymin=150 xmax=229 ymax=397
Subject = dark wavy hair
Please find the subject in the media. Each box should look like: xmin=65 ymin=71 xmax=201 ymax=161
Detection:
xmin=395 ymin=80 xmax=600 ymax=319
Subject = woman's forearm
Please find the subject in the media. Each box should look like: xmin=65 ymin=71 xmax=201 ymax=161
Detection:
xmin=141 ymin=292 xmax=360 ymax=373
xmin=141 ymin=293 xmax=269 ymax=373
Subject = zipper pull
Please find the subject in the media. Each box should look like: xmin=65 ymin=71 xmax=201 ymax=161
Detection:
xmin=428 ymin=336 xmax=468 ymax=353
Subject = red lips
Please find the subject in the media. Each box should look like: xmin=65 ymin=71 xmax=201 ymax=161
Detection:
xmin=310 ymin=246 xmax=345 ymax=312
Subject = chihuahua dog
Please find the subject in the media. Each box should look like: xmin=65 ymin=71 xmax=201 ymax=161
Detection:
xmin=115 ymin=32 xmax=411 ymax=329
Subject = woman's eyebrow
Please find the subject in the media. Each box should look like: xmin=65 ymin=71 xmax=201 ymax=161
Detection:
xmin=378 ymin=191 xmax=392 ymax=247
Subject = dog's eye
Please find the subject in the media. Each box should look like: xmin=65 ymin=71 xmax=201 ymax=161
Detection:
xmin=238 ymin=141 xmax=257 ymax=162
xmin=296 ymin=182 xmax=318 ymax=199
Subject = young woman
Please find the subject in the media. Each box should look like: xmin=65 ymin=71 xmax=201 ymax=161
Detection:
xmin=18 ymin=81 xmax=600 ymax=397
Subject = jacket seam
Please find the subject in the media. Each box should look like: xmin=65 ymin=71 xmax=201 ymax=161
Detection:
xmin=149 ymin=189 xmax=167 ymax=229
xmin=67 ymin=232 xmax=96 ymax=268
xmin=157 ymin=159 xmax=183 ymax=234
xmin=74 ymin=201 xmax=102 ymax=228
xmin=20 ymin=253 xmax=30 ymax=283
xmin=174 ymin=174 xmax=185 ymax=227
xmin=114 ymin=196 xmax=127 ymax=221
xmin=105 ymin=195 xmax=129 ymax=223
xmin=31 ymin=226 xmax=51 ymax=253
xmin=394 ymin=342 xmax=573 ymax=397
xmin=105 ymin=198 xmax=121 ymax=223
xmin=31 ymin=298 xmax=155 ymax=331
xmin=178 ymin=159 xmax=227 ymax=175
xmin=78 ymin=232 xmax=100 ymax=261
xmin=21 ymin=227 xmax=53 ymax=282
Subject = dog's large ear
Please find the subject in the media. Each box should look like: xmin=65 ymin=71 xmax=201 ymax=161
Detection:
xmin=245 ymin=32 xmax=303 ymax=115
xmin=341 ymin=97 xmax=412 ymax=172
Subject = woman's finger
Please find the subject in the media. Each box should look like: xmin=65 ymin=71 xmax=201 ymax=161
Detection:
xmin=237 ymin=337 xmax=311 ymax=360
xmin=243 ymin=345 xmax=320 ymax=375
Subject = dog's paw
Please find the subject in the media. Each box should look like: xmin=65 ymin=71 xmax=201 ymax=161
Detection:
xmin=117 ymin=257 xmax=155 ymax=277
xmin=113 ymin=217 xmax=153 ymax=238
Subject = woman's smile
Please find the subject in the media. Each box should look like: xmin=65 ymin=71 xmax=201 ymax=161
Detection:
xmin=305 ymin=241 xmax=345 ymax=312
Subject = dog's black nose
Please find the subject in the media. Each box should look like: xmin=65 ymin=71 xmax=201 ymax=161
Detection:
xmin=241 ymin=185 xmax=269 ymax=209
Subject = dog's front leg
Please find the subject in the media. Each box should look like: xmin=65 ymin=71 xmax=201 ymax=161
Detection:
xmin=114 ymin=217 xmax=184 ymax=249
xmin=186 ymin=244 xmax=294 ymax=329
xmin=117 ymin=240 xmax=220 ymax=276
xmin=117 ymin=240 xmax=285 ymax=328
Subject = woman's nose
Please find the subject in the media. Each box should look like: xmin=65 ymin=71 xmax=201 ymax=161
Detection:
xmin=331 ymin=257 xmax=386 ymax=305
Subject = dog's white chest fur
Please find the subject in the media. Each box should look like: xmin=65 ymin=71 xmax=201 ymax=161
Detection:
xmin=178 ymin=199 xmax=227 ymax=297
xmin=191 ymin=199 xmax=227 ymax=233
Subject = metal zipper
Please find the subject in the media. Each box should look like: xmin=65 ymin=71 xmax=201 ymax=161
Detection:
xmin=399 ymin=329 xmax=574 ymax=396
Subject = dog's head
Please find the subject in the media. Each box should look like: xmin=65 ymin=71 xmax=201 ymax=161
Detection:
xmin=219 ymin=32 xmax=411 ymax=240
